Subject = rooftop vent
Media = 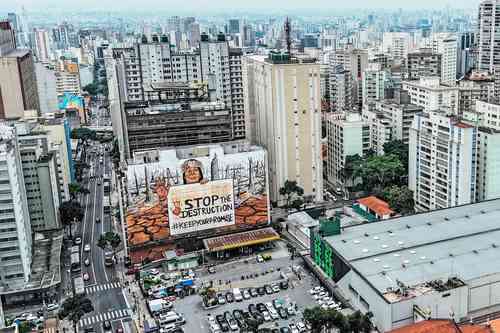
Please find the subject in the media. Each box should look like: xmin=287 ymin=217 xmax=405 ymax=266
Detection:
xmin=493 ymin=243 xmax=498 ymax=248
xmin=410 ymin=250 xmax=416 ymax=254
xmin=373 ymin=236 xmax=380 ymax=240
xmin=481 ymin=210 xmax=486 ymax=214
xmin=465 ymin=214 xmax=470 ymax=219
xmin=406 ymin=224 xmax=411 ymax=229
xmin=444 ymin=217 xmax=450 ymax=221
xmin=341 ymin=239 xmax=347 ymax=243
xmin=362 ymin=249 xmax=369 ymax=253
xmin=449 ymin=253 xmax=454 ymax=257
xmin=353 ymin=240 xmax=360 ymax=244
xmin=394 ymin=254 xmax=400 ymax=257
xmin=473 ymin=250 xmax=478 ymax=254
xmin=427 ymin=222 xmax=432 ymax=226
xmin=420 ymin=256 xmax=426 ymax=260
xmin=364 ymin=233 xmax=370 ymax=237
xmin=373 ymin=258 xmax=380 ymax=262
xmin=381 ymin=244 xmax=388 ymax=249
xmin=430 ymin=261 xmax=434 ymax=264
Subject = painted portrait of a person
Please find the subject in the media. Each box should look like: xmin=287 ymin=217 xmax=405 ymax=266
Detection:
xmin=181 ymin=159 xmax=208 ymax=184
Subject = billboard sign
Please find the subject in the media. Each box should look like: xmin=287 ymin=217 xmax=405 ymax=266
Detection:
xmin=168 ymin=179 xmax=235 ymax=235
xmin=125 ymin=145 xmax=270 ymax=247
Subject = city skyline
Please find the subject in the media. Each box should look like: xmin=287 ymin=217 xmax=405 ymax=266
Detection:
xmin=3 ymin=0 xmax=481 ymax=12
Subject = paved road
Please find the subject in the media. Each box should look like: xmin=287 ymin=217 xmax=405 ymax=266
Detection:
xmin=75 ymin=104 xmax=133 ymax=333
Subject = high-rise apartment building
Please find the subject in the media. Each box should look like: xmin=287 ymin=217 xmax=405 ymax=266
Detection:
xmin=0 ymin=21 xmax=39 ymax=119
xmin=16 ymin=122 xmax=61 ymax=232
xmin=326 ymin=112 xmax=370 ymax=187
xmin=409 ymin=112 xmax=477 ymax=212
xmin=329 ymin=66 xmax=352 ymax=113
xmin=402 ymin=77 xmax=459 ymax=115
xmin=477 ymin=0 xmax=500 ymax=72
xmin=431 ymin=33 xmax=458 ymax=85
xmin=110 ymin=33 xmax=246 ymax=140
xmin=243 ymin=52 xmax=323 ymax=204
xmin=0 ymin=124 xmax=32 ymax=287
xmin=33 ymin=28 xmax=51 ymax=63
xmin=362 ymin=63 xmax=387 ymax=105
xmin=55 ymin=61 xmax=81 ymax=96
xmin=382 ymin=32 xmax=412 ymax=59
xmin=407 ymin=48 xmax=442 ymax=81
xmin=35 ymin=63 xmax=58 ymax=114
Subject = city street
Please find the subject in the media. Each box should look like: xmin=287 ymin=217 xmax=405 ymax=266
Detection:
xmin=72 ymin=104 xmax=133 ymax=333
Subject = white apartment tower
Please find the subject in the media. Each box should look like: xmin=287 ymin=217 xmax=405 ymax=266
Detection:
xmin=431 ymin=33 xmax=458 ymax=86
xmin=326 ymin=112 xmax=370 ymax=187
xmin=243 ymin=53 xmax=323 ymax=204
xmin=0 ymin=124 xmax=32 ymax=287
xmin=362 ymin=63 xmax=387 ymax=105
xmin=477 ymin=0 xmax=500 ymax=72
xmin=402 ymin=77 xmax=459 ymax=115
xmin=409 ymin=112 xmax=477 ymax=212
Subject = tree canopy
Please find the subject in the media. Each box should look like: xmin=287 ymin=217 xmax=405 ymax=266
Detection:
xmin=382 ymin=185 xmax=414 ymax=215
xmin=69 ymin=182 xmax=90 ymax=200
xmin=303 ymin=306 xmax=372 ymax=333
xmin=59 ymin=200 xmax=84 ymax=239
xmin=383 ymin=140 xmax=409 ymax=171
xmin=71 ymin=128 xmax=97 ymax=142
xmin=97 ymin=231 xmax=122 ymax=252
xmin=279 ymin=180 xmax=305 ymax=210
xmin=353 ymin=154 xmax=405 ymax=193
xmin=58 ymin=296 xmax=94 ymax=332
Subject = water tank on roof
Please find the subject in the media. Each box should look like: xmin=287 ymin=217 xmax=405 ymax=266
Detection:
xmin=152 ymin=35 xmax=159 ymax=43
xmin=160 ymin=35 xmax=169 ymax=43
xmin=141 ymin=35 xmax=148 ymax=43
xmin=201 ymin=32 xmax=209 ymax=42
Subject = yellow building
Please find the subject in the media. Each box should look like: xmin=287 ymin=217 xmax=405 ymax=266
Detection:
xmin=243 ymin=52 xmax=323 ymax=205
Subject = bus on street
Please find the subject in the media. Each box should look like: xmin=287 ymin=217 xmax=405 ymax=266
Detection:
xmin=71 ymin=252 xmax=81 ymax=273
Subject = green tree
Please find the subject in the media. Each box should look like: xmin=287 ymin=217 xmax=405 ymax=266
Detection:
xmin=69 ymin=182 xmax=90 ymax=200
xmin=279 ymin=180 xmax=305 ymax=209
xmin=58 ymin=296 xmax=94 ymax=333
xmin=97 ymin=231 xmax=122 ymax=253
xmin=353 ymin=154 xmax=405 ymax=194
xmin=244 ymin=317 xmax=262 ymax=331
xmin=71 ymin=128 xmax=97 ymax=142
xmin=303 ymin=306 xmax=328 ymax=331
xmin=342 ymin=154 xmax=364 ymax=188
xmin=59 ymin=201 xmax=84 ymax=239
xmin=83 ymin=83 xmax=99 ymax=96
xmin=383 ymin=185 xmax=414 ymax=215
xmin=383 ymin=140 xmax=409 ymax=171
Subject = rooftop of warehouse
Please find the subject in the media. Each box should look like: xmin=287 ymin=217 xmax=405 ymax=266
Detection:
xmin=324 ymin=199 xmax=500 ymax=302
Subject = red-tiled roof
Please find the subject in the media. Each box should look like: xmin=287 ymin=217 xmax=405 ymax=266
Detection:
xmin=356 ymin=196 xmax=394 ymax=216
xmin=389 ymin=319 xmax=492 ymax=333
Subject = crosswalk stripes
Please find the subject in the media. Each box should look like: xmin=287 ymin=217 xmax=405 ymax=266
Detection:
xmin=79 ymin=308 xmax=131 ymax=327
xmin=85 ymin=281 xmax=122 ymax=294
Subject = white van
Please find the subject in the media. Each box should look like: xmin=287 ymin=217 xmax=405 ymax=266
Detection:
xmin=159 ymin=312 xmax=185 ymax=326
xmin=233 ymin=288 xmax=242 ymax=302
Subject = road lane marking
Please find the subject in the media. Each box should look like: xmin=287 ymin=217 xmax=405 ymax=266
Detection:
xmin=90 ymin=179 xmax=98 ymax=283
xmin=101 ymin=152 xmax=109 ymax=283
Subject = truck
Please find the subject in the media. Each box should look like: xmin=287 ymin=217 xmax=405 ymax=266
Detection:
xmin=104 ymin=251 xmax=114 ymax=266
xmin=148 ymin=299 xmax=173 ymax=316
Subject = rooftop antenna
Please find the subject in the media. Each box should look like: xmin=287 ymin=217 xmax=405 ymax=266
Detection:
xmin=284 ymin=17 xmax=292 ymax=55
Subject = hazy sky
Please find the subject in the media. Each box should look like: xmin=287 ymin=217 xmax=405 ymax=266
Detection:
xmin=4 ymin=0 xmax=480 ymax=12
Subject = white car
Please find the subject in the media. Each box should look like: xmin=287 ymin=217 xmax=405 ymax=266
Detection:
xmin=83 ymin=273 xmax=90 ymax=281
xmin=149 ymin=268 xmax=160 ymax=275
xmin=256 ymin=255 xmax=264 ymax=263
xmin=84 ymin=244 xmax=91 ymax=252
xmin=262 ymin=311 xmax=271 ymax=321
xmin=46 ymin=303 xmax=59 ymax=312
xmin=242 ymin=289 xmax=251 ymax=299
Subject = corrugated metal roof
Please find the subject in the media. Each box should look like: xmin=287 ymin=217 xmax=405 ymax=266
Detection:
xmin=324 ymin=199 xmax=500 ymax=296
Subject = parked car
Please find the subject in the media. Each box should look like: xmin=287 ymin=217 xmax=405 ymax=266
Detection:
xmin=84 ymin=258 xmax=90 ymax=266
xmin=83 ymin=273 xmax=90 ymax=281
xmin=264 ymin=285 xmax=273 ymax=295
xmin=272 ymin=284 xmax=280 ymax=293
xmin=95 ymin=218 xmax=101 ymax=223
xmin=225 ymin=292 xmax=234 ymax=303
xmin=289 ymin=324 xmax=300 ymax=333
xmin=280 ymin=280 xmax=289 ymax=290
xmin=256 ymin=255 xmax=264 ymax=263
xmin=84 ymin=244 xmax=91 ymax=252
xmin=242 ymin=289 xmax=251 ymax=300
xmin=216 ymin=315 xmax=229 ymax=332
xmin=257 ymin=303 xmax=267 ymax=313
xmin=217 ymin=294 xmax=226 ymax=305
xmin=250 ymin=288 xmax=259 ymax=297
xmin=257 ymin=287 xmax=266 ymax=296
xmin=278 ymin=308 xmax=288 ymax=319
xmin=46 ymin=303 xmax=59 ymax=312
xmin=262 ymin=311 xmax=271 ymax=321
xmin=208 ymin=264 xmax=216 ymax=274
xmin=73 ymin=237 xmax=82 ymax=245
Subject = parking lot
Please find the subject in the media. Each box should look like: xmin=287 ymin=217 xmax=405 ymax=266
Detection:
xmin=173 ymin=248 xmax=324 ymax=332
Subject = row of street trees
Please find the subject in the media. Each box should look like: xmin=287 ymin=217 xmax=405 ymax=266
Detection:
xmin=303 ymin=307 xmax=373 ymax=333
xmin=342 ymin=140 xmax=414 ymax=215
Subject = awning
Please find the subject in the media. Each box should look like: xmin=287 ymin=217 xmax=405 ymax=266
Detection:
xmin=203 ymin=227 xmax=280 ymax=252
